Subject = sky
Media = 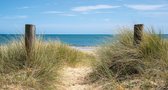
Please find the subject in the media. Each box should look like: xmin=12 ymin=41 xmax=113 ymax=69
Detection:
xmin=0 ymin=0 xmax=168 ymax=34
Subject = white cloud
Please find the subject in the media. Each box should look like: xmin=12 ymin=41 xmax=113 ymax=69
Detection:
xmin=42 ymin=11 xmax=76 ymax=16
xmin=80 ymin=12 xmax=90 ymax=15
xmin=1 ymin=15 xmax=28 ymax=19
xmin=17 ymin=6 xmax=30 ymax=9
xmin=43 ymin=11 xmax=76 ymax=16
xmin=59 ymin=14 xmax=76 ymax=16
xmin=80 ymin=11 xmax=113 ymax=15
xmin=125 ymin=4 xmax=166 ymax=11
xmin=72 ymin=5 xmax=120 ymax=12
xmin=94 ymin=11 xmax=113 ymax=14
xmin=43 ymin=11 xmax=64 ymax=14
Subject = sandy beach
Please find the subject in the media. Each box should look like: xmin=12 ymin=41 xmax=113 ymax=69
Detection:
xmin=71 ymin=46 xmax=97 ymax=52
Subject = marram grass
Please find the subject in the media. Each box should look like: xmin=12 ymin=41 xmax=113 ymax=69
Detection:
xmin=0 ymin=39 xmax=84 ymax=90
xmin=91 ymin=28 xmax=168 ymax=89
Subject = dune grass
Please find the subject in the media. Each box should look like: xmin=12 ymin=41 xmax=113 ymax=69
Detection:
xmin=91 ymin=28 xmax=168 ymax=89
xmin=1 ymin=28 xmax=168 ymax=90
xmin=0 ymin=39 xmax=86 ymax=90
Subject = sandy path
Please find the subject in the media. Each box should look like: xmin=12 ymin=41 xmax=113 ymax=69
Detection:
xmin=58 ymin=67 xmax=93 ymax=90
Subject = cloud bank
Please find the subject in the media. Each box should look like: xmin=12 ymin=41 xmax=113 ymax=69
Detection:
xmin=125 ymin=4 xmax=166 ymax=11
xmin=72 ymin=5 xmax=120 ymax=12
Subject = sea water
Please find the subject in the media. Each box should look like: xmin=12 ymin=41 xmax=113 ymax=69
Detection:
xmin=0 ymin=34 xmax=113 ymax=46
xmin=0 ymin=34 xmax=167 ymax=46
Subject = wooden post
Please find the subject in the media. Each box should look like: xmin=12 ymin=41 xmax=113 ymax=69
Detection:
xmin=134 ymin=24 xmax=144 ymax=46
xmin=25 ymin=24 xmax=36 ymax=54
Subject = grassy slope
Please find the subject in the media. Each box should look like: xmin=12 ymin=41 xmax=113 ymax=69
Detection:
xmin=1 ymin=29 xmax=168 ymax=90
xmin=90 ymin=29 xmax=168 ymax=90
xmin=0 ymin=39 xmax=88 ymax=90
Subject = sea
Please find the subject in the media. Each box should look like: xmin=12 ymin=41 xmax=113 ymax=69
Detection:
xmin=0 ymin=34 xmax=168 ymax=47
xmin=0 ymin=34 xmax=113 ymax=46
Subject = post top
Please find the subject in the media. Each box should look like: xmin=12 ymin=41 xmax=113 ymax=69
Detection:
xmin=134 ymin=24 xmax=144 ymax=26
xmin=25 ymin=24 xmax=34 ymax=26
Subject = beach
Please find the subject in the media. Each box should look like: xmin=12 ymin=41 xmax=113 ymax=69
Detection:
xmin=71 ymin=46 xmax=97 ymax=52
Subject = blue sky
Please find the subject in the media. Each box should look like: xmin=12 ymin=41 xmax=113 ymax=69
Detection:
xmin=0 ymin=0 xmax=168 ymax=34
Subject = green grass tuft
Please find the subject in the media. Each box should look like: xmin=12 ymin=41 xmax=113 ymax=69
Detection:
xmin=91 ymin=28 xmax=168 ymax=89
xmin=0 ymin=39 xmax=84 ymax=90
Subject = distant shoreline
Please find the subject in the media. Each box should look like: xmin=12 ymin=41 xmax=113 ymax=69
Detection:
xmin=71 ymin=46 xmax=97 ymax=52
xmin=0 ymin=34 xmax=111 ymax=47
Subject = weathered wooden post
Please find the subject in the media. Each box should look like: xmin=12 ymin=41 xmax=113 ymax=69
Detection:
xmin=134 ymin=24 xmax=144 ymax=46
xmin=25 ymin=24 xmax=36 ymax=54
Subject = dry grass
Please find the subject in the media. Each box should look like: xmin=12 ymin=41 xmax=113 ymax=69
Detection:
xmin=2 ymin=28 xmax=168 ymax=90
xmin=90 ymin=28 xmax=168 ymax=90
xmin=0 ymin=39 xmax=85 ymax=90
